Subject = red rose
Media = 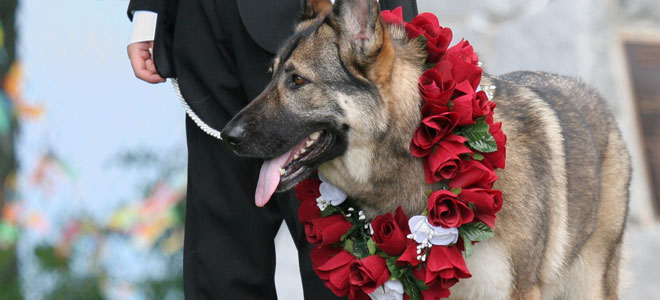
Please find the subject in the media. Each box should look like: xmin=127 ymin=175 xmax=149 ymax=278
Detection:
xmin=371 ymin=208 xmax=410 ymax=256
xmin=405 ymin=13 xmax=453 ymax=63
xmin=349 ymin=288 xmax=371 ymax=300
xmin=416 ymin=246 xmax=471 ymax=297
xmin=393 ymin=206 xmax=411 ymax=236
xmin=446 ymin=39 xmax=479 ymax=65
xmin=426 ymin=27 xmax=453 ymax=63
xmin=396 ymin=242 xmax=422 ymax=267
xmin=405 ymin=13 xmax=438 ymax=40
xmin=427 ymin=190 xmax=474 ymax=228
xmin=349 ymin=255 xmax=391 ymax=295
xmin=298 ymin=196 xmax=321 ymax=224
xmin=472 ymin=90 xmax=494 ymax=119
xmin=380 ymin=7 xmax=404 ymax=25
xmin=418 ymin=61 xmax=456 ymax=105
xmin=423 ymin=135 xmax=472 ymax=184
xmin=459 ymin=188 xmax=503 ymax=228
xmin=410 ymin=105 xmax=459 ymax=157
xmin=446 ymin=40 xmax=482 ymax=90
xmin=482 ymin=122 xmax=506 ymax=169
xmin=305 ymin=214 xmax=353 ymax=246
xmin=449 ymin=159 xmax=498 ymax=189
xmin=311 ymin=245 xmax=342 ymax=268
xmin=311 ymin=246 xmax=357 ymax=297
xmin=412 ymin=267 xmax=450 ymax=299
xmin=294 ymin=178 xmax=321 ymax=202
xmin=451 ymin=80 xmax=476 ymax=126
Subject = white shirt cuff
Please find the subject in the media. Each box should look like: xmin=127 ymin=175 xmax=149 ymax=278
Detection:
xmin=128 ymin=11 xmax=158 ymax=45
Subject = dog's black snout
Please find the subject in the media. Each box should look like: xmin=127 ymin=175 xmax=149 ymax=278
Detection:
xmin=221 ymin=120 xmax=247 ymax=147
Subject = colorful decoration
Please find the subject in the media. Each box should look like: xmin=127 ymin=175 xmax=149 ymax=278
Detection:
xmin=294 ymin=8 xmax=507 ymax=300
xmin=0 ymin=2 xmax=21 ymax=299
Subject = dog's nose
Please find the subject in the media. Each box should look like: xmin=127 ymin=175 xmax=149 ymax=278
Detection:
xmin=221 ymin=121 xmax=246 ymax=147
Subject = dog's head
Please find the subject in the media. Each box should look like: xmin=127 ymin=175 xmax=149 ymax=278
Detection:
xmin=222 ymin=0 xmax=425 ymax=207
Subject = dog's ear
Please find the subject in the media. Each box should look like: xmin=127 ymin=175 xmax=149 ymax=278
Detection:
xmin=331 ymin=0 xmax=386 ymax=69
xmin=301 ymin=0 xmax=333 ymax=21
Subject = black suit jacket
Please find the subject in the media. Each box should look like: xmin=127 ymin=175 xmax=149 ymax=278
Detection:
xmin=128 ymin=0 xmax=418 ymax=79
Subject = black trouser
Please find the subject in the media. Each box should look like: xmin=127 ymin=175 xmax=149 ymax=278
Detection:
xmin=173 ymin=0 xmax=341 ymax=299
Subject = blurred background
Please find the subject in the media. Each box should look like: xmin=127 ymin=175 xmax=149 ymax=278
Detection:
xmin=0 ymin=0 xmax=658 ymax=299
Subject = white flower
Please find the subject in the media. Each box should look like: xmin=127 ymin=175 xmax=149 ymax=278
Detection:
xmin=408 ymin=215 xmax=458 ymax=246
xmin=316 ymin=198 xmax=329 ymax=211
xmin=318 ymin=173 xmax=347 ymax=206
xmin=369 ymin=279 xmax=404 ymax=300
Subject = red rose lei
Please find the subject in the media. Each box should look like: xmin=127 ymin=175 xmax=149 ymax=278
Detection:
xmin=294 ymin=8 xmax=507 ymax=300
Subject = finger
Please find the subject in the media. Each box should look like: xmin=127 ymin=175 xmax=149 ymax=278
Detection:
xmin=129 ymin=56 xmax=157 ymax=83
xmin=128 ymin=43 xmax=165 ymax=83
xmin=143 ymin=72 xmax=166 ymax=84
xmin=129 ymin=52 xmax=147 ymax=77
xmin=145 ymin=58 xmax=158 ymax=74
xmin=144 ymin=60 xmax=165 ymax=83
xmin=136 ymin=67 xmax=165 ymax=84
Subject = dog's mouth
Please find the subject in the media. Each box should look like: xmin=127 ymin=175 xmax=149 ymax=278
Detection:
xmin=255 ymin=129 xmax=339 ymax=207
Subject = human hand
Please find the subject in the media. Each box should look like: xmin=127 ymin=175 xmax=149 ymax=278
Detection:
xmin=127 ymin=41 xmax=166 ymax=84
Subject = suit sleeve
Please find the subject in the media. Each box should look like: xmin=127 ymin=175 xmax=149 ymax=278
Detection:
xmin=380 ymin=0 xmax=418 ymax=22
xmin=127 ymin=0 xmax=161 ymax=20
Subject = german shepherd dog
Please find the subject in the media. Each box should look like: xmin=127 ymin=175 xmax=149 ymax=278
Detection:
xmin=221 ymin=0 xmax=631 ymax=298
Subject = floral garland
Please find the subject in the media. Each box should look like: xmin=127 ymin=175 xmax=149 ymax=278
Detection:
xmin=294 ymin=8 xmax=507 ymax=300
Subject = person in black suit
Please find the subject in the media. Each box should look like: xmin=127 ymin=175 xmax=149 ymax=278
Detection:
xmin=126 ymin=1 xmax=418 ymax=299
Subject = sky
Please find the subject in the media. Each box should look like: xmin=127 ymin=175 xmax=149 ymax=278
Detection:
xmin=17 ymin=0 xmax=186 ymax=221
xmin=15 ymin=0 xmax=187 ymax=298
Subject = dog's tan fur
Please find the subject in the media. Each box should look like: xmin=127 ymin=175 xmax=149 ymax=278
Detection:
xmin=223 ymin=0 xmax=631 ymax=298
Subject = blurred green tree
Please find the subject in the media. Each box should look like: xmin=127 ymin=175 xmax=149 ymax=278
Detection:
xmin=0 ymin=0 xmax=20 ymax=299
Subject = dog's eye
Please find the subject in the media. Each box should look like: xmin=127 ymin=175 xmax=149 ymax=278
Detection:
xmin=292 ymin=74 xmax=305 ymax=86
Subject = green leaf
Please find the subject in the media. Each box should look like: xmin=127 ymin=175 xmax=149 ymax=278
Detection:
xmin=425 ymin=190 xmax=433 ymax=198
xmin=401 ymin=272 xmax=423 ymax=300
xmin=344 ymin=239 xmax=354 ymax=253
xmin=469 ymin=134 xmax=497 ymax=153
xmin=321 ymin=205 xmax=340 ymax=217
xmin=367 ymin=238 xmax=377 ymax=255
xmin=424 ymin=62 xmax=437 ymax=70
xmin=421 ymin=208 xmax=428 ymax=217
xmin=463 ymin=236 xmax=475 ymax=258
xmin=340 ymin=225 xmax=356 ymax=241
xmin=457 ymin=118 xmax=498 ymax=153
xmin=460 ymin=222 xmax=494 ymax=242
xmin=459 ymin=222 xmax=494 ymax=258
xmin=450 ymin=187 xmax=462 ymax=195
xmin=385 ymin=257 xmax=400 ymax=278
xmin=472 ymin=152 xmax=485 ymax=161
xmin=353 ymin=239 xmax=370 ymax=259
xmin=414 ymin=277 xmax=430 ymax=291
xmin=34 ymin=244 xmax=69 ymax=271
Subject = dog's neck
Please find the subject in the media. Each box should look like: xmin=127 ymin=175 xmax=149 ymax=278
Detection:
xmin=319 ymin=27 xmax=430 ymax=218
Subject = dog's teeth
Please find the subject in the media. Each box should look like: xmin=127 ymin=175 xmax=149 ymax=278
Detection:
xmin=294 ymin=154 xmax=299 ymax=160
xmin=309 ymin=131 xmax=321 ymax=140
xmin=278 ymin=167 xmax=286 ymax=176
xmin=306 ymin=140 xmax=314 ymax=147
xmin=300 ymin=148 xmax=306 ymax=154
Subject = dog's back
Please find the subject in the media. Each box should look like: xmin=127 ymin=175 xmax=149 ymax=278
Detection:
xmin=449 ymin=72 xmax=630 ymax=299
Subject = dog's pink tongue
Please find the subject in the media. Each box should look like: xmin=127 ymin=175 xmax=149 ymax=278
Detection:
xmin=255 ymin=150 xmax=293 ymax=207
